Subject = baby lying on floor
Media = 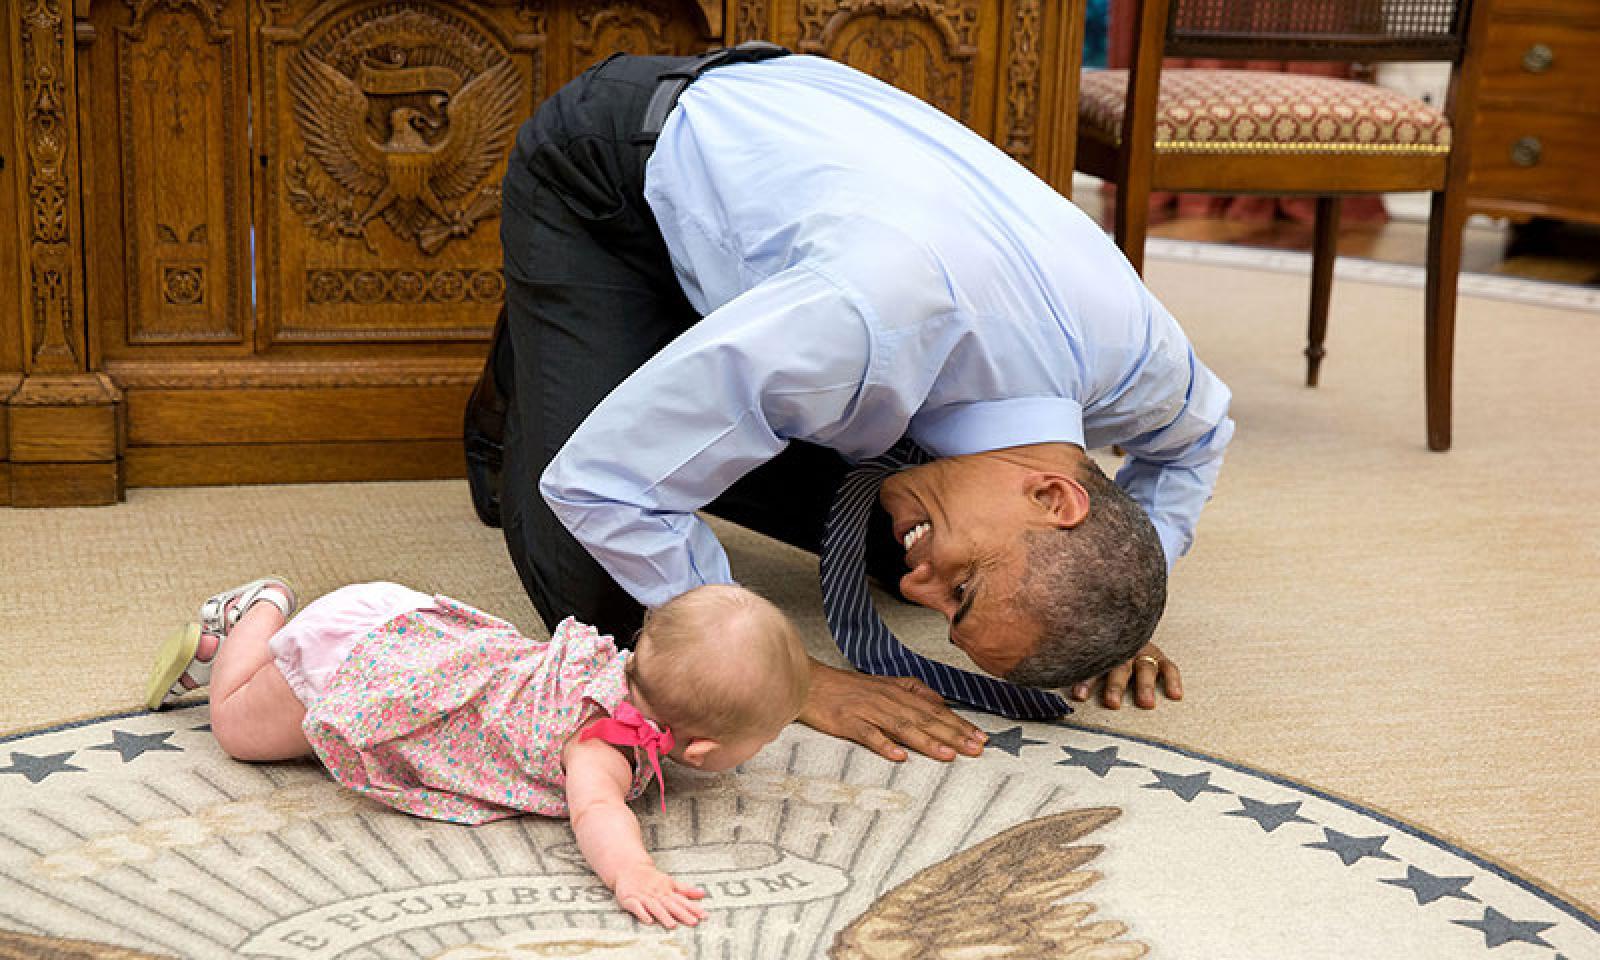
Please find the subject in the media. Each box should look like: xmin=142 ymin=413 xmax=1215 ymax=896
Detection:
xmin=146 ymin=577 xmax=809 ymax=927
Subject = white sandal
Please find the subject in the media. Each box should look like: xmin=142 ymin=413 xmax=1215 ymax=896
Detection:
xmin=144 ymin=577 xmax=297 ymax=710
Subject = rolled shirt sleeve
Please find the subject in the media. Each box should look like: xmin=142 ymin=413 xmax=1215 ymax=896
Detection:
xmin=538 ymin=264 xmax=878 ymax=608
xmin=1111 ymin=347 xmax=1234 ymax=569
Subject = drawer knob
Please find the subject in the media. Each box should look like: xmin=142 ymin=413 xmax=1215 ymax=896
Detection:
xmin=1521 ymin=43 xmax=1554 ymax=73
xmin=1511 ymin=136 xmax=1542 ymax=167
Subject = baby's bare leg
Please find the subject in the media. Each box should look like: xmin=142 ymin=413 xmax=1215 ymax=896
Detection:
xmin=208 ymin=602 xmax=312 ymax=762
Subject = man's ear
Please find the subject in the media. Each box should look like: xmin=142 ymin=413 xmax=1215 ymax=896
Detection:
xmin=1026 ymin=472 xmax=1091 ymax=529
xmin=678 ymin=737 xmax=720 ymax=769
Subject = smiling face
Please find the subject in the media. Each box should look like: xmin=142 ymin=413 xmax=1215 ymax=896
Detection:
xmin=877 ymin=456 xmax=1046 ymax=677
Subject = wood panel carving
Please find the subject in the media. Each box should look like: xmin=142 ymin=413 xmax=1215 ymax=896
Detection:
xmin=18 ymin=0 xmax=80 ymax=371
xmin=261 ymin=2 xmax=540 ymax=342
xmin=515 ymin=2 xmax=549 ymax=34
xmin=798 ymin=0 xmax=981 ymax=121
xmin=117 ymin=0 xmax=249 ymax=345
xmin=1003 ymin=0 xmax=1041 ymax=164
xmin=574 ymin=0 xmax=680 ymax=57
xmin=736 ymin=0 xmax=770 ymax=41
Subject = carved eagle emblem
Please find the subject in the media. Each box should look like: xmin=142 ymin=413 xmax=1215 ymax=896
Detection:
xmin=288 ymin=51 xmax=521 ymax=254
xmin=830 ymin=807 xmax=1149 ymax=959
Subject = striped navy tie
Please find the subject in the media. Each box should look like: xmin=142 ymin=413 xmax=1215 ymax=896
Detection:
xmin=818 ymin=438 xmax=1071 ymax=720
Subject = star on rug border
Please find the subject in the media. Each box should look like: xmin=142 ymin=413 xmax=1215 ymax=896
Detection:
xmin=1142 ymin=769 xmax=1229 ymax=802
xmin=1304 ymin=827 xmax=1400 ymax=866
xmin=983 ymin=726 xmax=1049 ymax=757
xmin=1057 ymin=744 xmax=1142 ymax=778
xmin=88 ymin=730 xmax=183 ymax=763
xmin=1380 ymin=865 xmax=1479 ymax=906
xmin=0 ymin=750 xmax=85 ymax=783
xmin=1452 ymin=906 xmax=1556 ymax=949
xmin=1225 ymin=796 xmax=1314 ymax=833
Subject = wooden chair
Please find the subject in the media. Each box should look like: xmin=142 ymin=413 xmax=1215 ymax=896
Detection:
xmin=1077 ymin=0 xmax=1491 ymax=450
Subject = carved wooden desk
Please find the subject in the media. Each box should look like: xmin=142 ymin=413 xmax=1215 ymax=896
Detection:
xmin=1 ymin=1 xmax=1083 ymax=507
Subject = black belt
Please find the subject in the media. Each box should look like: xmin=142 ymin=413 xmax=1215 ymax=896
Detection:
xmin=634 ymin=41 xmax=791 ymax=148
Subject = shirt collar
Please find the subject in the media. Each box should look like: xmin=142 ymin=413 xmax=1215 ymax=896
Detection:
xmin=910 ymin=398 xmax=1085 ymax=458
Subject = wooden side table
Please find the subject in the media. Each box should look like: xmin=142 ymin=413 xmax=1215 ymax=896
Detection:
xmin=1465 ymin=0 xmax=1600 ymax=226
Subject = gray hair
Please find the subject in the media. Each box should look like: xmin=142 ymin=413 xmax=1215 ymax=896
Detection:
xmin=1005 ymin=458 xmax=1167 ymax=689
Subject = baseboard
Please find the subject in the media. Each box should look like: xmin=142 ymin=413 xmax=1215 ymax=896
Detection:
xmin=105 ymin=357 xmax=476 ymax=493
xmin=126 ymin=439 xmax=465 ymax=487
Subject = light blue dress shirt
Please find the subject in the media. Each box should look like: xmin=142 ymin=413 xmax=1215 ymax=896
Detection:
xmin=540 ymin=55 xmax=1234 ymax=608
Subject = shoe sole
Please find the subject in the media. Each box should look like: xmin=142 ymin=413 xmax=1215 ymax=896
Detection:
xmin=144 ymin=622 xmax=202 ymax=711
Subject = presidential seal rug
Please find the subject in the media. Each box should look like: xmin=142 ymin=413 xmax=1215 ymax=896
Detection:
xmin=3 ymin=706 xmax=1596 ymax=960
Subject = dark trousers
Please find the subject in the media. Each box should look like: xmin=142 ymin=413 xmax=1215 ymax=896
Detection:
xmin=469 ymin=53 xmax=903 ymax=643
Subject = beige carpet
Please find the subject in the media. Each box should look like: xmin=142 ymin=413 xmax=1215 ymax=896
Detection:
xmin=2 ymin=255 xmax=1597 ymax=954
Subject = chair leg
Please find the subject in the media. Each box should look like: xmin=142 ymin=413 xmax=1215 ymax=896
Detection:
xmin=1112 ymin=165 xmax=1153 ymax=277
xmin=1305 ymin=196 xmax=1340 ymax=387
xmin=1424 ymin=188 xmax=1467 ymax=451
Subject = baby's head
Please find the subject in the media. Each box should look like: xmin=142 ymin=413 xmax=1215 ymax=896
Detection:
xmin=626 ymin=584 xmax=809 ymax=772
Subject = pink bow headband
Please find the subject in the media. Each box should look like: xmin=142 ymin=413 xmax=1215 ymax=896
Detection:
xmin=579 ymin=701 xmax=675 ymax=812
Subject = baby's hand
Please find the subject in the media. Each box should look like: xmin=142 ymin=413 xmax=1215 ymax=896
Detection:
xmin=614 ymin=863 xmax=707 ymax=928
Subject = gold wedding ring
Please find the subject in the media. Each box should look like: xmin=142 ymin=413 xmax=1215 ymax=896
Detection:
xmin=1136 ymin=655 xmax=1161 ymax=670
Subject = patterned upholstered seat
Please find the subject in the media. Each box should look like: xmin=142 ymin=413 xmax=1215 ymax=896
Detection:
xmin=1079 ymin=68 xmax=1450 ymax=155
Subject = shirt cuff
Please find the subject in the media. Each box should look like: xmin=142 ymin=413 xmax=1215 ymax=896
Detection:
xmin=1153 ymin=520 xmax=1185 ymax=572
xmin=910 ymin=398 xmax=1086 ymax=458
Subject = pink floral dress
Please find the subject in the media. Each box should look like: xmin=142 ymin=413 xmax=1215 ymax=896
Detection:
xmin=301 ymin=598 xmax=654 ymax=825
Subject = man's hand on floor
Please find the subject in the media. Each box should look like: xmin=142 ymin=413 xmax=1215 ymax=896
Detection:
xmin=799 ymin=660 xmax=987 ymax=762
xmin=1068 ymin=641 xmax=1184 ymax=710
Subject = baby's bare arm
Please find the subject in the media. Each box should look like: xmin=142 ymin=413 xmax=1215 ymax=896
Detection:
xmin=563 ymin=735 xmax=706 ymax=927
